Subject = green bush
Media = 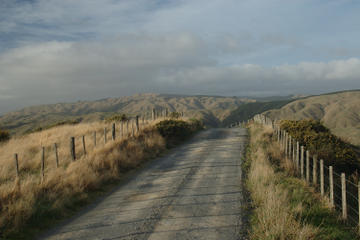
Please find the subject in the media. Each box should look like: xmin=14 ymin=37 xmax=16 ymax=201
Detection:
xmin=105 ymin=114 xmax=129 ymax=123
xmin=188 ymin=118 xmax=204 ymax=132
xmin=280 ymin=120 xmax=358 ymax=174
xmin=169 ymin=112 xmax=181 ymax=119
xmin=156 ymin=119 xmax=203 ymax=147
xmin=0 ymin=128 xmax=10 ymax=142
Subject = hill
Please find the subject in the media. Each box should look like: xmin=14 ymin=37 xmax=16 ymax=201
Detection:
xmin=0 ymin=93 xmax=254 ymax=135
xmin=222 ymin=100 xmax=293 ymax=127
xmin=264 ymin=90 xmax=360 ymax=146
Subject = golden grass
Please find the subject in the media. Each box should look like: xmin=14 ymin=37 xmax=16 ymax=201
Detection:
xmin=264 ymin=90 xmax=360 ymax=146
xmin=0 ymin=118 xmax=167 ymax=236
xmin=247 ymin=124 xmax=318 ymax=240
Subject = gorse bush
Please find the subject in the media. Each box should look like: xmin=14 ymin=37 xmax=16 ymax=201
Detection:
xmin=169 ymin=112 xmax=181 ymax=119
xmin=105 ymin=114 xmax=129 ymax=123
xmin=0 ymin=128 xmax=10 ymax=142
xmin=280 ymin=120 xmax=358 ymax=174
xmin=156 ymin=119 xmax=203 ymax=146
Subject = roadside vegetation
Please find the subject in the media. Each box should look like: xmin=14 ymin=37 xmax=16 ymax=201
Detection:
xmin=0 ymin=128 xmax=10 ymax=142
xmin=280 ymin=119 xmax=359 ymax=175
xmin=0 ymin=118 xmax=203 ymax=239
xmin=245 ymin=123 xmax=358 ymax=240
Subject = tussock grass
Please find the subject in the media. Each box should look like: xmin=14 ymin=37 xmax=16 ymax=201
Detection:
xmin=246 ymin=124 xmax=318 ymax=240
xmin=265 ymin=90 xmax=360 ymax=146
xmin=0 ymin=119 xmax=178 ymax=238
xmin=246 ymin=123 xmax=359 ymax=240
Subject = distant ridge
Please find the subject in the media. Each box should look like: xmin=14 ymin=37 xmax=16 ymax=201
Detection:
xmin=0 ymin=93 xmax=254 ymax=135
xmin=264 ymin=90 xmax=360 ymax=146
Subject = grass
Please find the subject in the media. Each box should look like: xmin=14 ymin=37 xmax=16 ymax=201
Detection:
xmin=245 ymin=123 xmax=359 ymax=240
xmin=264 ymin=90 xmax=360 ymax=147
xmin=0 ymin=117 xmax=201 ymax=239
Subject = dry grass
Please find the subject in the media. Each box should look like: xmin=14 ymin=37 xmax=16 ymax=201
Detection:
xmin=247 ymin=124 xmax=318 ymax=240
xmin=264 ymin=90 xmax=360 ymax=146
xmin=0 ymin=118 xmax=167 ymax=237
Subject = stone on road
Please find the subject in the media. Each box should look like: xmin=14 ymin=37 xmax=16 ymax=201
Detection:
xmin=39 ymin=128 xmax=248 ymax=240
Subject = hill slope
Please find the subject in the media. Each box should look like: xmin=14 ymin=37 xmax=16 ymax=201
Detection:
xmin=264 ymin=90 xmax=360 ymax=146
xmin=222 ymin=100 xmax=293 ymax=127
xmin=0 ymin=93 xmax=254 ymax=135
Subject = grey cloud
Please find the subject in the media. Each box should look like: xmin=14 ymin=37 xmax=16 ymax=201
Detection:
xmin=0 ymin=33 xmax=360 ymax=114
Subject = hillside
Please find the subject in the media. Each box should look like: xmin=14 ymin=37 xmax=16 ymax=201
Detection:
xmin=222 ymin=100 xmax=293 ymax=127
xmin=0 ymin=93 xmax=254 ymax=135
xmin=264 ymin=90 xmax=360 ymax=146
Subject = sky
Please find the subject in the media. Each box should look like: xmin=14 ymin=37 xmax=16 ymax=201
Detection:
xmin=0 ymin=0 xmax=360 ymax=113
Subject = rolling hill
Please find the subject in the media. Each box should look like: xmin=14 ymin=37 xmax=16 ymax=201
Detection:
xmin=222 ymin=100 xmax=293 ymax=127
xmin=0 ymin=93 xmax=254 ymax=135
xmin=264 ymin=90 xmax=360 ymax=146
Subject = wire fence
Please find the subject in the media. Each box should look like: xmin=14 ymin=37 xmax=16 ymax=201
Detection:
xmin=1 ymin=108 xmax=183 ymax=185
xmin=253 ymin=114 xmax=360 ymax=232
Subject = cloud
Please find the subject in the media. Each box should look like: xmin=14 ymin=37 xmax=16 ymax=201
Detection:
xmin=1 ymin=0 xmax=360 ymax=113
xmin=0 ymin=33 xmax=359 ymax=113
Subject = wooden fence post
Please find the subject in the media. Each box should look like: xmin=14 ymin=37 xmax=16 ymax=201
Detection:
xmin=301 ymin=146 xmax=304 ymax=178
xmin=296 ymin=141 xmax=300 ymax=171
xmin=285 ymin=132 xmax=288 ymax=156
xmin=54 ymin=143 xmax=59 ymax=168
xmin=313 ymin=155 xmax=317 ymax=185
xmin=152 ymin=108 xmax=156 ymax=120
xmin=126 ymin=120 xmax=129 ymax=136
xmin=306 ymin=150 xmax=310 ymax=183
xmin=358 ymin=181 xmax=360 ymax=230
xmin=93 ymin=131 xmax=97 ymax=147
xmin=14 ymin=153 xmax=19 ymax=178
xmin=41 ymin=147 xmax=45 ymax=180
xmin=120 ymin=121 xmax=124 ymax=138
xmin=289 ymin=136 xmax=292 ymax=158
xmin=70 ymin=137 xmax=76 ymax=161
xmin=292 ymin=141 xmax=295 ymax=165
xmin=132 ymin=120 xmax=135 ymax=137
xmin=136 ymin=116 xmax=140 ymax=133
xmin=329 ymin=166 xmax=334 ymax=207
xmin=104 ymin=128 xmax=107 ymax=144
xmin=112 ymin=123 xmax=116 ymax=141
xmin=320 ymin=159 xmax=324 ymax=196
xmin=341 ymin=173 xmax=347 ymax=220
xmin=82 ymin=135 xmax=86 ymax=155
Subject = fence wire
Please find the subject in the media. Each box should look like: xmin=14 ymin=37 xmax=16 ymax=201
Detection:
xmin=253 ymin=115 xmax=360 ymax=232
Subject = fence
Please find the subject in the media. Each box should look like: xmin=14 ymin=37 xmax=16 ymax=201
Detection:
xmin=5 ymin=108 xmax=184 ymax=185
xmin=252 ymin=114 xmax=360 ymax=232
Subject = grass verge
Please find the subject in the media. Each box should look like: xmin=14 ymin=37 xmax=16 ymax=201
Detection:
xmin=1 ymin=119 xmax=203 ymax=239
xmin=245 ymin=123 xmax=359 ymax=240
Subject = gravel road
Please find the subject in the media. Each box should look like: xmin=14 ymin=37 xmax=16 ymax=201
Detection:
xmin=39 ymin=128 xmax=248 ymax=240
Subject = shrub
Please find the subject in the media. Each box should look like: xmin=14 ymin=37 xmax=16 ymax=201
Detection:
xmin=169 ymin=112 xmax=181 ymax=119
xmin=105 ymin=114 xmax=129 ymax=123
xmin=156 ymin=119 xmax=203 ymax=147
xmin=280 ymin=120 xmax=358 ymax=174
xmin=0 ymin=128 xmax=10 ymax=142
xmin=188 ymin=118 xmax=204 ymax=132
xmin=156 ymin=120 xmax=191 ymax=141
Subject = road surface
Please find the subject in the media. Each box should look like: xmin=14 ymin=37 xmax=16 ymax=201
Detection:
xmin=39 ymin=128 xmax=248 ymax=240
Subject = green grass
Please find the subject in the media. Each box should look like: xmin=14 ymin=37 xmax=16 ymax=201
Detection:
xmin=277 ymin=175 xmax=358 ymax=240
xmin=246 ymin=123 xmax=359 ymax=239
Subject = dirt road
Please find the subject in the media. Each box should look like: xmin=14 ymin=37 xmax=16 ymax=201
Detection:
xmin=39 ymin=128 xmax=248 ymax=240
